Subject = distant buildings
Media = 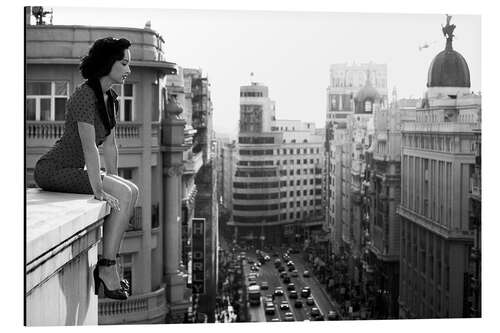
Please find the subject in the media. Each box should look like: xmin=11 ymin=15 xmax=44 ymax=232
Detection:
xmin=228 ymin=82 xmax=325 ymax=246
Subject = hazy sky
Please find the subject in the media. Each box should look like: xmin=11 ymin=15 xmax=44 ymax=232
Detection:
xmin=48 ymin=7 xmax=481 ymax=136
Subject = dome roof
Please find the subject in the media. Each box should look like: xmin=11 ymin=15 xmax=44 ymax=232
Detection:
xmin=427 ymin=18 xmax=470 ymax=88
xmin=355 ymin=83 xmax=380 ymax=102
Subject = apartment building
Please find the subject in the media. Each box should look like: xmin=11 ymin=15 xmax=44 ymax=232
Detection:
xmin=397 ymin=21 xmax=481 ymax=318
xmin=229 ymin=82 xmax=324 ymax=245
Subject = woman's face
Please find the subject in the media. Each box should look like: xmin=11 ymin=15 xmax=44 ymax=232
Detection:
xmin=108 ymin=49 xmax=131 ymax=84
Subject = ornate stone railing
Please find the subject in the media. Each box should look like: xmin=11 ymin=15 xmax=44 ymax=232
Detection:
xmin=98 ymin=285 xmax=168 ymax=324
xmin=26 ymin=189 xmax=109 ymax=326
xmin=401 ymin=121 xmax=480 ymax=133
xmin=26 ymin=121 xmax=143 ymax=148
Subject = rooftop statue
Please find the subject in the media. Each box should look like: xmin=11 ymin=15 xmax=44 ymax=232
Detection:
xmin=441 ymin=14 xmax=456 ymax=42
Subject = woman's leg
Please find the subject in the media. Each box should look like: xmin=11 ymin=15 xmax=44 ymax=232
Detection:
xmin=108 ymin=175 xmax=139 ymax=216
xmin=99 ymin=175 xmax=134 ymax=290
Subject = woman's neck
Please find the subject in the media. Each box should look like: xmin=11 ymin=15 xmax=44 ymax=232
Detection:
xmin=99 ymin=76 xmax=113 ymax=93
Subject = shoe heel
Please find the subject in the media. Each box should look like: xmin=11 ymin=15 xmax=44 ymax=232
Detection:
xmin=93 ymin=267 xmax=100 ymax=296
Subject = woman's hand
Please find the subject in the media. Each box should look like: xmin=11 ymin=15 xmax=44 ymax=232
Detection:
xmin=94 ymin=191 xmax=120 ymax=211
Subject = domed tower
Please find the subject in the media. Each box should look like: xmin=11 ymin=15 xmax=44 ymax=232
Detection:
xmin=426 ymin=14 xmax=471 ymax=99
xmin=354 ymin=71 xmax=382 ymax=113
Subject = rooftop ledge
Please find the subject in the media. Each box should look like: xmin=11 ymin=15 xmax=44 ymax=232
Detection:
xmin=26 ymin=189 xmax=111 ymax=326
xmin=27 ymin=189 xmax=110 ymax=264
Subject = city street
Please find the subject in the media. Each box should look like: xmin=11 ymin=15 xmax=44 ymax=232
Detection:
xmin=242 ymin=248 xmax=336 ymax=322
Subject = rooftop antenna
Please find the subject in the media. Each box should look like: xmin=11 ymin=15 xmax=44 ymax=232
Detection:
xmin=31 ymin=6 xmax=53 ymax=25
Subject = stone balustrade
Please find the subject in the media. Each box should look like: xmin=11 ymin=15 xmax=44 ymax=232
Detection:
xmin=98 ymin=285 xmax=168 ymax=324
xmin=26 ymin=121 xmax=146 ymax=148
xmin=26 ymin=189 xmax=109 ymax=326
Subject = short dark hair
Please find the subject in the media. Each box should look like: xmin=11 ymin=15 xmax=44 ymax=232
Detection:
xmin=80 ymin=37 xmax=131 ymax=79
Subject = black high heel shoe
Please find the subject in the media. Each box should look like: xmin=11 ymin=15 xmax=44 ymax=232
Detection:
xmin=93 ymin=258 xmax=129 ymax=300
xmin=115 ymin=255 xmax=130 ymax=292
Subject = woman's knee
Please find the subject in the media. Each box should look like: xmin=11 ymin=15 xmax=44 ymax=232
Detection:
xmin=103 ymin=176 xmax=133 ymax=208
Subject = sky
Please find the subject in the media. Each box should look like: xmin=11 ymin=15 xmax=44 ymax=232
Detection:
xmin=46 ymin=7 xmax=481 ymax=136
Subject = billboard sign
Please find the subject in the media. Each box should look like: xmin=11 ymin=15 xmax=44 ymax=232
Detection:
xmin=191 ymin=218 xmax=205 ymax=294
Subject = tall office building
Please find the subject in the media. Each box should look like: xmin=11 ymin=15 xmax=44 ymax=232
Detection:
xmin=229 ymin=82 xmax=324 ymax=245
xmin=397 ymin=18 xmax=481 ymax=318
xmin=325 ymin=63 xmax=387 ymax=258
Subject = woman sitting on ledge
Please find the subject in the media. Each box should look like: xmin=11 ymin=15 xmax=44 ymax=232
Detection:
xmin=34 ymin=37 xmax=138 ymax=300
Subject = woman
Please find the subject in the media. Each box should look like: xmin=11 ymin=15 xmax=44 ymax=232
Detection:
xmin=34 ymin=37 xmax=138 ymax=300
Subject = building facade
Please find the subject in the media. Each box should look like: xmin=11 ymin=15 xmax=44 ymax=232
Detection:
xmin=229 ymin=82 xmax=324 ymax=246
xmin=397 ymin=19 xmax=481 ymax=318
xmin=25 ymin=15 xmax=217 ymax=324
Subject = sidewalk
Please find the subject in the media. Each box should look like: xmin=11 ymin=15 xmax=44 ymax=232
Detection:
xmin=309 ymin=271 xmax=345 ymax=320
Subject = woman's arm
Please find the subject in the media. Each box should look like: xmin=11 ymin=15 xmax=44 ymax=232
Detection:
xmin=102 ymin=128 xmax=118 ymax=175
xmin=77 ymin=122 xmax=105 ymax=197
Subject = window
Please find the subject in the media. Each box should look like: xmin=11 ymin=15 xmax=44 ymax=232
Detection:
xmin=118 ymin=167 xmax=134 ymax=180
xmin=290 ymin=191 xmax=294 ymax=197
xmin=309 ymin=189 xmax=313 ymax=195
xmin=303 ymin=200 xmax=307 ymax=206
xmin=296 ymin=190 xmax=300 ymax=196
xmin=289 ymin=180 xmax=294 ymax=186
xmin=297 ymin=159 xmax=301 ymax=165
xmin=297 ymin=170 xmax=301 ymax=175
xmin=310 ymin=179 xmax=314 ymax=185
xmin=303 ymin=190 xmax=307 ymax=195
xmin=303 ymin=159 xmax=307 ymax=164
xmin=290 ymin=202 xmax=294 ymax=208
xmin=296 ymin=212 xmax=301 ymax=218
xmin=26 ymin=81 xmax=69 ymax=121
xmin=114 ymin=83 xmax=135 ymax=121
xmin=290 ymin=170 xmax=294 ymax=176
xmin=289 ymin=213 xmax=294 ymax=219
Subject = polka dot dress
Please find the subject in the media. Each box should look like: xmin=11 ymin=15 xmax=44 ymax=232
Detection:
xmin=34 ymin=83 xmax=115 ymax=194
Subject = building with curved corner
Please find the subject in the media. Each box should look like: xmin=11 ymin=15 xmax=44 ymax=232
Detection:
xmin=229 ymin=82 xmax=325 ymax=245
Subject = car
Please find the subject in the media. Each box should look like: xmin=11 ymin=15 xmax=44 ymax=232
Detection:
xmin=249 ymin=280 xmax=257 ymax=286
xmin=274 ymin=259 xmax=282 ymax=267
xmin=264 ymin=255 xmax=271 ymax=261
xmin=327 ymin=310 xmax=340 ymax=321
xmin=288 ymin=290 xmax=298 ymax=299
xmin=265 ymin=303 xmax=276 ymax=315
xmin=306 ymin=297 xmax=315 ymax=306
xmin=294 ymin=300 xmax=303 ymax=308
xmin=283 ymin=276 xmax=291 ymax=284
xmin=301 ymin=288 xmax=311 ymax=298
xmin=286 ymin=261 xmax=295 ymax=267
xmin=291 ymin=270 xmax=299 ymax=277
xmin=310 ymin=307 xmax=321 ymax=317
xmin=256 ymin=262 xmax=262 ymax=267
xmin=274 ymin=288 xmax=284 ymax=296
xmin=288 ymin=265 xmax=296 ymax=272
xmin=303 ymin=270 xmax=310 ymax=277
xmin=279 ymin=301 xmax=290 ymax=311
xmin=278 ymin=266 xmax=285 ymax=272
xmin=279 ymin=271 xmax=288 ymax=279
xmin=271 ymin=318 xmax=280 ymax=322
xmin=287 ymin=283 xmax=295 ymax=291
xmin=260 ymin=281 xmax=269 ymax=290
xmin=250 ymin=265 xmax=259 ymax=272
xmin=284 ymin=312 xmax=294 ymax=321
xmin=313 ymin=315 xmax=324 ymax=321
xmin=265 ymin=294 xmax=274 ymax=302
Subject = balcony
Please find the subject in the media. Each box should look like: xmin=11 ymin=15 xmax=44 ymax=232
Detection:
xmin=470 ymin=176 xmax=481 ymax=198
xmin=26 ymin=189 xmax=108 ymax=326
xmin=98 ymin=285 xmax=168 ymax=324
xmin=183 ymin=151 xmax=203 ymax=175
xmin=26 ymin=121 xmax=147 ymax=148
xmin=401 ymin=121 xmax=479 ymax=133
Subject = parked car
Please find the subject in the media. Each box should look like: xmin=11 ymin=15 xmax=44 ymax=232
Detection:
xmin=265 ymin=303 xmax=276 ymax=315
xmin=291 ymin=270 xmax=299 ymax=277
xmin=260 ymin=281 xmax=269 ymax=290
xmin=288 ymin=290 xmax=298 ymax=299
xmin=294 ymin=300 xmax=303 ymax=308
xmin=283 ymin=276 xmax=291 ymax=284
xmin=303 ymin=270 xmax=310 ymax=277
xmin=279 ymin=301 xmax=290 ymax=311
xmin=274 ymin=287 xmax=284 ymax=296
xmin=279 ymin=271 xmax=288 ymax=279
xmin=306 ymin=296 xmax=315 ymax=306
xmin=284 ymin=312 xmax=294 ymax=321
xmin=287 ymin=283 xmax=296 ymax=291
xmin=271 ymin=318 xmax=280 ymax=322
xmin=310 ymin=307 xmax=321 ymax=317
xmin=288 ymin=265 xmax=296 ymax=272
xmin=327 ymin=310 xmax=340 ymax=321
xmin=301 ymin=288 xmax=311 ymax=298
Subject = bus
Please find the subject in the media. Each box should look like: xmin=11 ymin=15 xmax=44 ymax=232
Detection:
xmin=247 ymin=285 xmax=261 ymax=306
